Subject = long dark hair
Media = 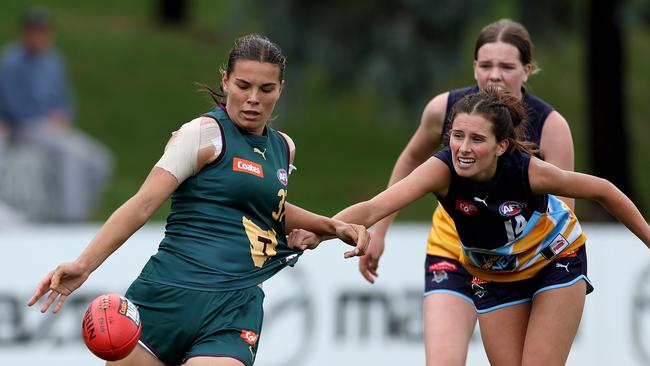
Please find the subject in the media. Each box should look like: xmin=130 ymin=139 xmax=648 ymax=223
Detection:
xmin=448 ymin=86 xmax=537 ymax=154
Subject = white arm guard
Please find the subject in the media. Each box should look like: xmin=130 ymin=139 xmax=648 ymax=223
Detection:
xmin=155 ymin=117 xmax=222 ymax=183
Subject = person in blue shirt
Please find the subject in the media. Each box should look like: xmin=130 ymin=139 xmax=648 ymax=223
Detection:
xmin=0 ymin=7 xmax=113 ymax=222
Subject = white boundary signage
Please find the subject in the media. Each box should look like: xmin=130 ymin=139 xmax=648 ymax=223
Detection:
xmin=1 ymin=223 xmax=649 ymax=365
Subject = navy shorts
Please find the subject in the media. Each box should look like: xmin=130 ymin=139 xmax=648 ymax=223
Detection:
xmin=424 ymin=255 xmax=475 ymax=305
xmin=471 ymin=246 xmax=594 ymax=314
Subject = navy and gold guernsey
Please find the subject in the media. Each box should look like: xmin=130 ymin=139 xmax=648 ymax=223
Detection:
xmin=433 ymin=147 xmax=586 ymax=282
xmin=427 ymin=86 xmax=555 ymax=258
xmin=138 ymin=107 xmax=301 ymax=291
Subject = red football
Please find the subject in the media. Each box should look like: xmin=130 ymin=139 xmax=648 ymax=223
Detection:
xmin=81 ymin=293 xmax=142 ymax=361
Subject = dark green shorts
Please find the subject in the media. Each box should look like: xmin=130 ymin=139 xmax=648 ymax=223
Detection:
xmin=125 ymin=278 xmax=265 ymax=366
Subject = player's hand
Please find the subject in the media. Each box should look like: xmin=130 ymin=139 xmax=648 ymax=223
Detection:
xmin=337 ymin=223 xmax=370 ymax=258
xmin=287 ymin=229 xmax=322 ymax=251
xmin=27 ymin=261 xmax=90 ymax=314
xmin=359 ymin=231 xmax=385 ymax=284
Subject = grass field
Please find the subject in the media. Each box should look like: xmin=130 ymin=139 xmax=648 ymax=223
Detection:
xmin=0 ymin=1 xmax=648 ymax=222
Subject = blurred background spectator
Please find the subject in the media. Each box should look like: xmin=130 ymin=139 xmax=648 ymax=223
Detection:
xmin=0 ymin=7 xmax=113 ymax=222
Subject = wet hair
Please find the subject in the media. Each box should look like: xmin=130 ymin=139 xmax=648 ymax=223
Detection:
xmin=199 ymin=34 xmax=286 ymax=105
xmin=448 ymin=86 xmax=536 ymax=154
xmin=474 ymin=19 xmax=539 ymax=74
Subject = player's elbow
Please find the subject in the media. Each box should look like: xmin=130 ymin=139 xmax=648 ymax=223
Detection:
xmin=129 ymin=192 xmax=161 ymax=223
xmin=591 ymin=177 xmax=619 ymax=202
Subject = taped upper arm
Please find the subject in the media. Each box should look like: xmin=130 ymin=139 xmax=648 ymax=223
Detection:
xmin=155 ymin=117 xmax=223 ymax=184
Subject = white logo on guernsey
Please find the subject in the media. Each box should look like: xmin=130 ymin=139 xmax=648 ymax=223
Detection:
xmin=233 ymin=158 xmax=264 ymax=178
xmin=499 ymin=201 xmax=527 ymax=216
xmin=238 ymin=161 xmax=261 ymax=174
xmin=473 ymin=196 xmax=489 ymax=206
xmin=556 ymin=263 xmax=570 ymax=272
xmin=253 ymin=147 xmax=267 ymax=160
xmin=277 ymin=169 xmax=288 ymax=186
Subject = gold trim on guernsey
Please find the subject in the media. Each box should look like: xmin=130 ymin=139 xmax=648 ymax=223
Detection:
xmin=426 ymin=203 xmax=587 ymax=282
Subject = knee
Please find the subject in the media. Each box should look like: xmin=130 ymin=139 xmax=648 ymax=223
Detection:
xmin=426 ymin=353 xmax=467 ymax=366
xmin=426 ymin=342 xmax=470 ymax=366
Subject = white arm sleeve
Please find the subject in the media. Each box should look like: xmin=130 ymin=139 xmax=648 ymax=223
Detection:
xmin=155 ymin=117 xmax=223 ymax=183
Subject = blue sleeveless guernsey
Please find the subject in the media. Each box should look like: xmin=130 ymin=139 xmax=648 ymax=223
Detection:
xmin=427 ymin=85 xmax=556 ymax=259
xmin=138 ymin=107 xmax=302 ymax=291
xmin=433 ymin=147 xmax=586 ymax=281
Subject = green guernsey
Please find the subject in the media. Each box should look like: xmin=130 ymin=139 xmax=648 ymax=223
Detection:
xmin=138 ymin=107 xmax=301 ymax=291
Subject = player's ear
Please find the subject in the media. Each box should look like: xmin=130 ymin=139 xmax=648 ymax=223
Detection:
xmin=496 ymin=139 xmax=509 ymax=156
xmin=277 ymin=79 xmax=284 ymax=96
xmin=522 ymin=63 xmax=533 ymax=83
xmin=221 ymin=71 xmax=229 ymax=94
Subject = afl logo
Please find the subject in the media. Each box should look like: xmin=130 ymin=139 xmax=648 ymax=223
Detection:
xmin=277 ymin=169 xmax=288 ymax=186
xmin=499 ymin=201 xmax=526 ymax=216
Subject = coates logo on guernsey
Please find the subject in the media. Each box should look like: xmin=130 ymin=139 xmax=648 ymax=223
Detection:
xmin=240 ymin=330 xmax=259 ymax=345
xmin=455 ymin=200 xmax=478 ymax=215
xmin=499 ymin=201 xmax=526 ymax=216
xmin=277 ymin=168 xmax=288 ymax=186
xmin=234 ymin=158 xmax=264 ymax=178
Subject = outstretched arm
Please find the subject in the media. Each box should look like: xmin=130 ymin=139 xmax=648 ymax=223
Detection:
xmin=27 ymin=167 xmax=178 ymax=313
xmin=530 ymin=158 xmax=650 ymax=248
xmin=356 ymin=95 xmax=447 ymax=283
xmin=27 ymin=117 xmax=218 ymax=313
xmin=285 ymin=157 xmax=449 ymax=259
xmin=285 ymin=203 xmax=370 ymax=258
xmin=370 ymin=94 xmax=448 ymax=238
xmin=335 ymin=156 xmax=451 ymax=229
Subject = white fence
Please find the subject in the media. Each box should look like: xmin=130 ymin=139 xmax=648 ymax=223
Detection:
xmin=1 ymin=223 xmax=649 ymax=365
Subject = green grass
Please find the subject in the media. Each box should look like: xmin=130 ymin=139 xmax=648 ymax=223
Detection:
xmin=0 ymin=2 xmax=647 ymax=221
xmin=0 ymin=1 xmax=234 ymax=219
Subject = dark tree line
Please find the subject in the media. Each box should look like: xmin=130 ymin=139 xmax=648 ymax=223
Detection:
xmin=586 ymin=0 xmax=636 ymax=219
xmin=153 ymin=0 xmax=645 ymax=218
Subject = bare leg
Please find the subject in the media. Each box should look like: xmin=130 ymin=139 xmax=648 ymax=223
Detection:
xmin=521 ymin=281 xmax=586 ymax=366
xmin=424 ymin=293 xmax=477 ymax=366
xmin=478 ymin=302 xmax=531 ymax=366
xmin=106 ymin=344 xmax=165 ymax=366
xmin=183 ymin=356 xmax=246 ymax=366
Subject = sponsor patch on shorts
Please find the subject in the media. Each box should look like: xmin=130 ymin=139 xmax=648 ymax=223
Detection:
xmin=470 ymin=277 xmax=490 ymax=298
xmin=428 ymin=260 xmax=458 ymax=272
xmin=240 ymin=330 xmax=259 ymax=345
